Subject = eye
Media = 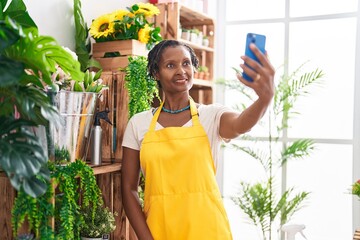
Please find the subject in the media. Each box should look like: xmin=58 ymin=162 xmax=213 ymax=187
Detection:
xmin=183 ymin=61 xmax=191 ymax=66
xmin=166 ymin=63 xmax=174 ymax=68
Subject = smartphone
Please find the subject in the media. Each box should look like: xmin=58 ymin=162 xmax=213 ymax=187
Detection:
xmin=243 ymin=33 xmax=266 ymax=82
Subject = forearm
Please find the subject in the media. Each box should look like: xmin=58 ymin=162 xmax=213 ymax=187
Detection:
xmin=122 ymin=188 xmax=154 ymax=240
xmin=220 ymin=97 xmax=271 ymax=139
xmin=234 ymin=97 xmax=270 ymax=134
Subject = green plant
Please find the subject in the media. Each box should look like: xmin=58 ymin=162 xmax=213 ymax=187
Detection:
xmin=191 ymin=28 xmax=200 ymax=35
xmin=53 ymin=160 xmax=103 ymax=240
xmin=73 ymin=0 xmax=101 ymax=72
xmin=122 ymin=55 xmax=159 ymax=207
xmin=0 ymin=0 xmax=84 ymax=197
xmin=80 ymin=204 xmax=118 ymax=238
xmin=198 ymin=65 xmax=208 ymax=73
xmin=219 ymin=64 xmax=324 ymax=240
xmin=89 ymin=3 xmax=162 ymax=50
xmin=122 ymin=55 xmax=159 ymax=118
xmin=12 ymin=160 xmax=104 ymax=240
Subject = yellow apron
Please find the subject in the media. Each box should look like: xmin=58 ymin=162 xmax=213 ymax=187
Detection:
xmin=140 ymin=99 xmax=232 ymax=240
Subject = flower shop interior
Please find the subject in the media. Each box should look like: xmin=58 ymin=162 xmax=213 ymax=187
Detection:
xmin=1 ymin=0 xmax=360 ymax=239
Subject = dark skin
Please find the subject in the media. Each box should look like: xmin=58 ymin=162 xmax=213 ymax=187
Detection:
xmin=121 ymin=43 xmax=275 ymax=240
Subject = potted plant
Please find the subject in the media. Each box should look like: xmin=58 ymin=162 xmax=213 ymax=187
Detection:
xmin=181 ymin=28 xmax=190 ymax=41
xmin=89 ymin=3 xmax=162 ymax=50
xmin=197 ymin=65 xmax=209 ymax=80
xmin=190 ymin=28 xmax=200 ymax=44
xmin=80 ymin=204 xmax=118 ymax=240
xmin=0 ymin=0 xmax=85 ymax=198
xmin=219 ymin=63 xmax=324 ymax=240
xmin=202 ymin=35 xmax=209 ymax=47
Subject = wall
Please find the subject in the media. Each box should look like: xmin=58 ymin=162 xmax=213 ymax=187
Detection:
xmin=23 ymin=0 xmax=145 ymax=51
xmin=22 ymin=0 xmax=216 ymax=50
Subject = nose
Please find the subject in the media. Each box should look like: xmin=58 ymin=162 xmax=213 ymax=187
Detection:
xmin=176 ymin=65 xmax=187 ymax=74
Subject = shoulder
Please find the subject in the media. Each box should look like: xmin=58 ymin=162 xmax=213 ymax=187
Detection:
xmin=128 ymin=108 xmax=154 ymax=124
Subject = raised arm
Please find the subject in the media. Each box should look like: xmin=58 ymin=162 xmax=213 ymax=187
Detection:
xmin=121 ymin=147 xmax=153 ymax=240
xmin=219 ymin=43 xmax=275 ymax=140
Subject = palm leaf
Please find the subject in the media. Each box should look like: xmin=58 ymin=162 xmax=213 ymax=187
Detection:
xmin=280 ymin=190 xmax=310 ymax=224
xmin=232 ymin=181 xmax=274 ymax=238
xmin=229 ymin=143 xmax=271 ymax=172
xmin=281 ymin=139 xmax=315 ymax=165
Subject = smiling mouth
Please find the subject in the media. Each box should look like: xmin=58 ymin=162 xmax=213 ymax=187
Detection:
xmin=175 ymin=78 xmax=187 ymax=83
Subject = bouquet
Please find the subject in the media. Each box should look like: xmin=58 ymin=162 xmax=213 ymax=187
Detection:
xmin=89 ymin=3 xmax=162 ymax=50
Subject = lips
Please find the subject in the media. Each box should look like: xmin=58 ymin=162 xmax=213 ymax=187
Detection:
xmin=174 ymin=77 xmax=188 ymax=83
xmin=175 ymin=79 xmax=187 ymax=83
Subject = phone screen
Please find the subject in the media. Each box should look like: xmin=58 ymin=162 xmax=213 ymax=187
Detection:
xmin=243 ymin=33 xmax=266 ymax=82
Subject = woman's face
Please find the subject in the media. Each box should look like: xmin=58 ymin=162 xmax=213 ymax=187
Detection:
xmin=155 ymin=45 xmax=194 ymax=94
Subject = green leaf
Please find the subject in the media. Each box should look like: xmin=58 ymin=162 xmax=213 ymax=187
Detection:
xmin=73 ymin=0 xmax=91 ymax=72
xmin=22 ymin=176 xmax=48 ymax=198
xmin=2 ymin=0 xmax=37 ymax=29
xmin=0 ymin=117 xmax=49 ymax=197
xmin=0 ymin=19 xmax=20 ymax=51
xmin=0 ymin=55 xmax=24 ymax=86
xmin=281 ymin=139 xmax=315 ymax=165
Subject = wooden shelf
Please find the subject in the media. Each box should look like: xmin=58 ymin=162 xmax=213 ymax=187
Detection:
xmin=178 ymin=39 xmax=214 ymax=52
xmin=179 ymin=5 xmax=214 ymax=26
xmin=91 ymin=162 xmax=121 ymax=175
xmin=193 ymin=79 xmax=213 ymax=88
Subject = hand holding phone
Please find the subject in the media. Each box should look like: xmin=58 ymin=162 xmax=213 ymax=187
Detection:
xmin=243 ymin=33 xmax=266 ymax=82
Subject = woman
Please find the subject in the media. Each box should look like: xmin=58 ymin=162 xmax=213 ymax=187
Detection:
xmin=121 ymin=39 xmax=275 ymax=239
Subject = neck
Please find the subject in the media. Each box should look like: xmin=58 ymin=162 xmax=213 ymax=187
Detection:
xmin=162 ymin=94 xmax=190 ymax=109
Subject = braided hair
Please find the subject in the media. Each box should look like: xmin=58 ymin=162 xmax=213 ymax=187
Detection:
xmin=147 ymin=40 xmax=199 ymax=79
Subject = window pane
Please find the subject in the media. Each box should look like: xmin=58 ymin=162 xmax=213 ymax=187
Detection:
xmin=290 ymin=0 xmax=358 ymax=17
xmin=223 ymin=141 xmax=283 ymax=239
xmin=287 ymin=144 xmax=353 ymax=239
xmin=226 ymin=0 xmax=285 ymax=21
xmin=287 ymin=18 xmax=356 ymax=139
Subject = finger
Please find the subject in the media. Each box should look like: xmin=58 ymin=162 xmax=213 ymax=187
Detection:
xmin=240 ymin=59 xmax=263 ymax=80
xmin=249 ymin=43 xmax=272 ymax=69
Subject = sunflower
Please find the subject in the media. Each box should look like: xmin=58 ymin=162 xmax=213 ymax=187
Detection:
xmin=135 ymin=3 xmax=160 ymax=17
xmin=112 ymin=9 xmax=129 ymax=21
xmin=89 ymin=14 xmax=115 ymax=39
xmin=138 ymin=24 xmax=151 ymax=44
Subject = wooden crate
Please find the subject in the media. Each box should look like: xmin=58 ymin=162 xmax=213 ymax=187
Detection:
xmin=92 ymin=40 xmax=149 ymax=162
xmin=92 ymin=39 xmax=148 ymax=71
xmin=96 ymin=71 xmax=129 ymax=162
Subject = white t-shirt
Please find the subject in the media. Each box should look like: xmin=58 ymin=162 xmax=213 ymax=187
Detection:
xmin=122 ymin=103 xmax=231 ymax=171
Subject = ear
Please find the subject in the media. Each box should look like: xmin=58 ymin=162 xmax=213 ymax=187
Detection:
xmin=154 ymin=72 xmax=160 ymax=80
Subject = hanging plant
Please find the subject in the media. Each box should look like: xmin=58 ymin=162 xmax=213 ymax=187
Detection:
xmin=123 ymin=55 xmax=159 ymax=118
xmin=11 ymin=160 xmax=103 ymax=240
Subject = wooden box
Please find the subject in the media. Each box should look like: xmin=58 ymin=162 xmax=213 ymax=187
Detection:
xmin=91 ymin=40 xmax=149 ymax=162
xmin=92 ymin=39 xmax=148 ymax=71
xmin=95 ymin=71 xmax=128 ymax=163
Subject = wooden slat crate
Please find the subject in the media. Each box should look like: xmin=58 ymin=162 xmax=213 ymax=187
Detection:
xmin=92 ymin=39 xmax=149 ymax=162
xmin=92 ymin=39 xmax=148 ymax=71
xmin=96 ymin=71 xmax=129 ymax=162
